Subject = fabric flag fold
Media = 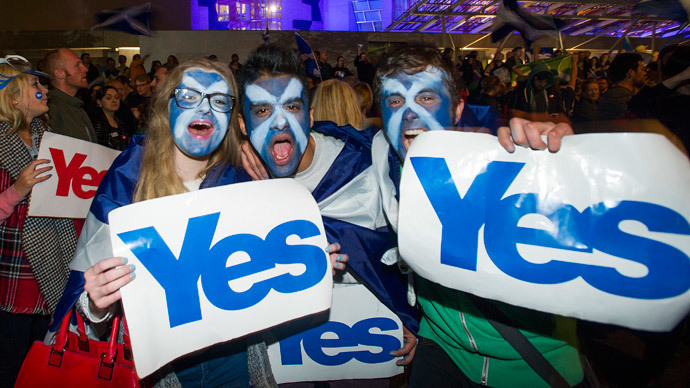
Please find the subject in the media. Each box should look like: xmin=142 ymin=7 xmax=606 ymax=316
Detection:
xmin=91 ymin=3 xmax=152 ymax=36
xmin=491 ymin=0 xmax=565 ymax=46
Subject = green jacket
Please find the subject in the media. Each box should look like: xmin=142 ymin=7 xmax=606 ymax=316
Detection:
xmin=417 ymin=278 xmax=583 ymax=387
xmin=47 ymin=88 xmax=96 ymax=142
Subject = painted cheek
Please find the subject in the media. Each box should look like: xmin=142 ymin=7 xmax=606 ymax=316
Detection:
xmin=35 ymin=91 xmax=43 ymax=100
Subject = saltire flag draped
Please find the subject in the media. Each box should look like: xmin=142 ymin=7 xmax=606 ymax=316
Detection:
xmin=91 ymin=3 xmax=152 ymax=36
xmin=634 ymin=0 xmax=690 ymax=23
xmin=491 ymin=0 xmax=565 ymax=46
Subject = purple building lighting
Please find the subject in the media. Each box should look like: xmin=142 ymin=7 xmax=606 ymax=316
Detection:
xmin=191 ymin=0 xmax=392 ymax=31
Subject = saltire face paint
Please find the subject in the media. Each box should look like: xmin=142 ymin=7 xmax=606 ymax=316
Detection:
xmin=168 ymin=69 xmax=231 ymax=157
xmin=380 ymin=66 xmax=454 ymax=160
xmin=243 ymin=76 xmax=310 ymax=177
xmin=35 ymin=91 xmax=42 ymax=100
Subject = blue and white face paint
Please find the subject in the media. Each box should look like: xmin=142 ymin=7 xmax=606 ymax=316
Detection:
xmin=169 ymin=69 xmax=231 ymax=158
xmin=380 ymin=66 xmax=455 ymax=160
xmin=243 ymin=76 xmax=310 ymax=177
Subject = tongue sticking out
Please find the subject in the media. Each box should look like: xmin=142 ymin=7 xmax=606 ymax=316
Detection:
xmin=272 ymin=141 xmax=292 ymax=165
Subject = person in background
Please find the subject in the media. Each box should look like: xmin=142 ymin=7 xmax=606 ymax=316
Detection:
xmin=332 ymin=56 xmax=353 ymax=79
xmin=354 ymin=46 xmax=376 ymax=86
xmin=127 ymin=74 xmax=152 ymax=109
xmin=128 ymin=53 xmax=148 ymax=84
xmin=81 ymin=53 xmax=100 ymax=87
xmin=43 ymin=48 xmax=96 ymax=142
xmin=116 ymin=54 xmax=128 ymax=77
xmin=353 ymin=81 xmax=382 ymax=128
xmin=166 ymin=55 xmax=179 ymax=68
xmin=312 ymin=79 xmax=363 ymax=130
xmin=151 ymin=63 xmax=174 ymax=94
xmin=573 ymin=79 xmax=600 ymax=123
xmin=597 ymin=52 xmax=645 ymax=121
xmin=89 ymin=85 xmax=132 ymax=150
xmin=148 ymin=60 xmax=161 ymax=79
xmin=102 ymin=57 xmax=119 ymax=82
xmin=0 ymin=55 xmax=78 ymax=387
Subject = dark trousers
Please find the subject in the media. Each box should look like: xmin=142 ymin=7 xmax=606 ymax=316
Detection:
xmin=409 ymin=336 xmax=484 ymax=388
xmin=0 ymin=310 xmax=50 ymax=388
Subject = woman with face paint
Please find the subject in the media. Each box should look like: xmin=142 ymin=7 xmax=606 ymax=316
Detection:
xmin=0 ymin=56 xmax=79 ymax=387
xmin=49 ymin=59 xmax=266 ymax=387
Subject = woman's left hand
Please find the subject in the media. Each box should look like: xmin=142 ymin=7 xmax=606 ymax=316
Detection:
xmin=326 ymin=242 xmax=349 ymax=276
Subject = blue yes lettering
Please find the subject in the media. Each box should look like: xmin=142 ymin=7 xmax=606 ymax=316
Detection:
xmin=279 ymin=318 xmax=401 ymax=366
xmin=117 ymin=213 xmax=327 ymax=328
xmin=410 ymin=157 xmax=690 ymax=299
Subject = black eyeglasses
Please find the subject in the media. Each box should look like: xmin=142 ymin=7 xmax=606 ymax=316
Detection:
xmin=170 ymin=88 xmax=235 ymax=113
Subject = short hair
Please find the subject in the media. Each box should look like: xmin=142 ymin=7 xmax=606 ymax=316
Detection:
xmin=134 ymin=74 xmax=151 ymax=84
xmin=609 ymin=53 xmax=643 ymax=83
xmin=80 ymin=53 xmax=90 ymax=60
xmin=107 ymin=57 xmax=116 ymax=64
xmin=312 ymin=79 xmax=363 ymax=129
xmin=238 ymin=44 xmax=308 ymax=110
xmin=512 ymin=46 xmax=524 ymax=53
xmin=133 ymin=54 xmax=142 ymax=60
xmin=43 ymin=49 xmax=67 ymax=79
xmin=582 ymin=79 xmax=598 ymax=90
xmin=373 ymin=44 xmax=463 ymax=108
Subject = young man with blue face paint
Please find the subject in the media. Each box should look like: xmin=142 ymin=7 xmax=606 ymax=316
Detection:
xmin=238 ymin=44 xmax=420 ymax=372
xmin=372 ymin=45 xmax=584 ymax=388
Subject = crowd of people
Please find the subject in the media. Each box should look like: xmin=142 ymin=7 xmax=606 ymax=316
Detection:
xmin=0 ymin=38 xmax=688 ymax=388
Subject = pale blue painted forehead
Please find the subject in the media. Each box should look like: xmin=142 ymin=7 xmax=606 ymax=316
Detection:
xmin=246 ymin=76 xmax=306 ymax=101
xmin=381 ymin=66 xmax=450 ymax=96
xmin=178 ymin=69 xmax=230 ymax=93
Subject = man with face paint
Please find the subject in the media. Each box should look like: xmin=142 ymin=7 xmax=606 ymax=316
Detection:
xmin=238 ymin=44 xmax=420 ymax=371
xmin=372 ymin=45 xmax=584 ymax=388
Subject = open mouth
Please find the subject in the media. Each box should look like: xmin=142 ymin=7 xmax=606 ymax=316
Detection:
xmin=187 ymin=120 xmax=214 ymax=139
xmin=403 ymin=129 xmax=427 ymax=151
xmin=270 ymin=134 xmax=294 ymax=166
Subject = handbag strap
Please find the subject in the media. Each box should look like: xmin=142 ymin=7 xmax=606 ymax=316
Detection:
xmin=103 ymin=316 xmax=120 ymax=364
xmin=469 ymin=295 xmax=571 ymax=388
xmin=53 ymin=308 xmax=72 ymax=351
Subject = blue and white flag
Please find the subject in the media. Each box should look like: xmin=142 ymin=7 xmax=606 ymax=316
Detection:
xmin=91 ymin=3 xmax=152 ymax=36
xmin=491 ymin=0 xmax=565 ymax=45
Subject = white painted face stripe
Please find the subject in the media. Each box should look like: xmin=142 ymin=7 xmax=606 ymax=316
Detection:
xmin=246 ymin=77 xmax=309 ymax=151
xmin=381 ymin=68 xmax=446 ymax=147
xmin=180 ymin=74 xmax=229 ymax=94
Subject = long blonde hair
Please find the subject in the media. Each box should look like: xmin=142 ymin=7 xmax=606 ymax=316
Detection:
xmin=0 ymin=63 xmax=31 ymax=132
xmin=311 ymin=79 xmax=363 ymax=129
xmin=133 ymin=58 xmax=241 ymax=202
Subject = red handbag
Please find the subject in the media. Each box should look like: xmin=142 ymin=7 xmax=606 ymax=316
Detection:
xmin=14 ymin=309 xmax=140 ymax=388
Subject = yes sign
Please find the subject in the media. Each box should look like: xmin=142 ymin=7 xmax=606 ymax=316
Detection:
xmin=399 ymin=131 xmax=690 ymax=332
xmin=110 ymin=180 xmax=332 ymax=378
xmin=118 ymin=214 xmax=326 ymax=328
xmin=28 ymin=132 xmax=120 ymax=218
xmin=267 ymin=284 xmax=403 ymax=383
